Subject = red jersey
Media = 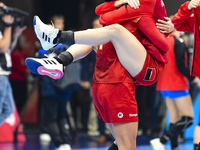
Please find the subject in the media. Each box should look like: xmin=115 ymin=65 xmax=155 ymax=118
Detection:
xmin=95 ymin=0 xmax=169 ymax=63
xmin=172 ymin=1 xmax=200 ymax=77
xmin=157 ymin=35 xmax=189 ymax=91
xmin=93 ymin=41 xmax=134 ymax=83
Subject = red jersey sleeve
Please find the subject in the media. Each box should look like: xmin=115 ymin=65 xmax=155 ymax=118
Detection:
xmin=99 ymin=0 xmax=155 ymax=25
xmin=95 ymin=1 xmax=116 ymax=15
xmin=172 ymin=1 xmax=195 ymax=32
xmin=138 ymin=17 xmax=170 ymax=52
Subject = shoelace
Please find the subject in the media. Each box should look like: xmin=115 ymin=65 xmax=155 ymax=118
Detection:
xmin=44 ymin=50 xmax=55 ymax=58
xmin=44 ymin=21 xmax=55 ymax=36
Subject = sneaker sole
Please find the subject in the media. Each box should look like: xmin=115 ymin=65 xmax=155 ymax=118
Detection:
xmin=25 ymin=58 xmax=63 ymax=79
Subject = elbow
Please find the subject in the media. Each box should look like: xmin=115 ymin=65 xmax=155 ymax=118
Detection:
xmin=95 ymin=7 xmax=101 ymax=15
xmin=159 ymin=41 xmax=170 ymax=52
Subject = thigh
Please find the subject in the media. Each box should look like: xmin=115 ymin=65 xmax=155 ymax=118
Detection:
xmin=110 ymin=24 xmax=147 ymax=77
xmin=111 ymin=122 xmax=138 ymax=150
xmin=174 ymin=95 xmax=194 ymax=118
xmin=165 ymin=97 xmax=180 ymax=123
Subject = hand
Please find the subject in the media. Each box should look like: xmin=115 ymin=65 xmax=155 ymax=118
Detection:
xmin=2 ymin=15 xmax=14 ymax=25
xmin=192 ymin=77 xmax=200 ymax=87
xmin=156 ymin=17 xmax=174 ymax=34
xmin=188 ymin=0 xmax=200 ymax=10
xmin=13 ymin=26 xmax=27 ymax=37
xmin=81 ymin=81 xmax=90 ymax=89
xmin=116 ymin=0 xmax=140 ymax=9
xmin=124 ymin=0 xmax=140 ymax=9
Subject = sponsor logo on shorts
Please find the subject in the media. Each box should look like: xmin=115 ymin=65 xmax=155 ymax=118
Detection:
xmin=118 ymin=112 xmax=123 ymax=118
xmin=129 ymin=114 xmax=138 ymax=117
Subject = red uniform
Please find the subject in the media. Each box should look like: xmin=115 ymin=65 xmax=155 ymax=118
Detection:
xmin=92 ymin=0 xmax=169 ymax=123
xmin=172 ymin=1 xmax=200 ymax=77
xmin=157 ymin=35 xmax=189 ymax=91
xmin=95 ymin=0 xmax=170 ymax=63
xmin=92 ymin=41 xmax=138 ymax=123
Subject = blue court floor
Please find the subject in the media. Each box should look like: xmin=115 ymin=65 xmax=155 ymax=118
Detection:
xmin=0 ymin=134 xmax=194 ymax=150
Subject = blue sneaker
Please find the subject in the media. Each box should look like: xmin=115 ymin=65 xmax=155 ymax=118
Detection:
xmin=25 ymin=57 xmax=63 ymax=79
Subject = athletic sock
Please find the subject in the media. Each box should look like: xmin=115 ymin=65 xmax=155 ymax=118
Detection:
xmin=108 ymin=143 xmax=118 ymax=150
xmin=194 ymin=144 xmax=199 ymax=150
xmin=160 ymin=116 xmax=193 ymax=144
xmin=56 ymin=30 xmax=75 ymax=46
xmin=169 ymin=123 xmax=179 ymax=150
xmin=54 ymin=51 xmax=74 ymax=66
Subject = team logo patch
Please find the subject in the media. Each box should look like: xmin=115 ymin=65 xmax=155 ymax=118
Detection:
xmin=118 ymin=112 xmax=123 ymax=118
xmin=144 ymin=68 xmax=156 ymax=81
xmin=99 ymin=44 xmax=103 ymax=50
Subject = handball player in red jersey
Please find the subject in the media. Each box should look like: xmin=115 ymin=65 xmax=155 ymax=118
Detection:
xmin=25 ymin=0 xmax=174 ymax=149
xmin=172 ymin=1 xmax=200 ymax=149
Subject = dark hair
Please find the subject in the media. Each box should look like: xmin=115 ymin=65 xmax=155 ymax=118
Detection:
xmin=104 ymin=0 xmax=114 ymax=1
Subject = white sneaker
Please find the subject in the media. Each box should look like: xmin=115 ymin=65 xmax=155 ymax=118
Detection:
xmin=150 ymin=138 xmax=165 ymax=150
xmin=33 ymin=15 xmax=59 ymax=50
xmin=25 ymin=57 xmax=63 ymax=79
xmin=62 ymin=144 xmax=72 ymax=150
xmin=39 ymin=133 xmax=51 ymax=143
xmin=55 ymin=145 xmax=65 ymax=150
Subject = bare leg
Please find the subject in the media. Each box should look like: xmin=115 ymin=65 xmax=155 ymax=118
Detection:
xmin=74 ymin=24 xmax=147 ymax=77
xmin=108 ymin=122 xmax=138 ymax=150
xmin=165 ymin=97 xmax=180 ymax=123
xmin=174 ymin=95 xmax=194 ymax=118
xmin=194 ymin=125 xmax=200 ymax=144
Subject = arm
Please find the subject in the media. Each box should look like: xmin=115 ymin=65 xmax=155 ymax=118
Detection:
xmin=95 ymin=1 xmax=116 ymax=15
xmin=138 ymin=17 xmax=170 ymax=52
xmin=174 ymin=37 xmax=195 ymax=81
xmin=0 ymin=15 xmax=14 ymax=53
xmin=10 ymin=26 xmax=26 ymax=51
xmin=95 ymin=0 xmax=140 ymax=15
xmin=172 ymin=1 xmax=195 ymax=32
xmin=99 ymin=0 xmax=155 ymax=25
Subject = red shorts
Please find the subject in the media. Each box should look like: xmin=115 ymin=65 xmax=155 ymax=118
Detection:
xmin=133 ymin=52 xmax=165 ymax=85
xmin=92 ymin=82 xmax=138 ymax=123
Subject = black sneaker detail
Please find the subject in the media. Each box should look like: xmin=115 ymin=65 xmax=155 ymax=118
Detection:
xmin=51 ymin=60 xmax=56 ymax=65
xmin=43 ymin=60 xmax=48 ymax=64
xmin=47 ymin=60 xmax=52 ymax=64
xmin=42 ymin=32 xmax=45 ymax=39
xmin=53 ymin=30 xmax=62 ymax=44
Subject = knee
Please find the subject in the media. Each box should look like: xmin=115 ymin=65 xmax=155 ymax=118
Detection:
xmin=127 ymin=137 xmax=137 ymax=150
xmin=107 ymin=24 xmax=125 ymax=37
xmin=180 ymin=116 xmax=193 ymax=128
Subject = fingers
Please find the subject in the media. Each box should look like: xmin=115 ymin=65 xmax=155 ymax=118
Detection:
xmin=164 ymin=17 xmax=170 ymax=21
xmin=127 ymin=0 xmax=140 ymax=9
xmin=156 ymin=24 xmax=168 ymax=33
